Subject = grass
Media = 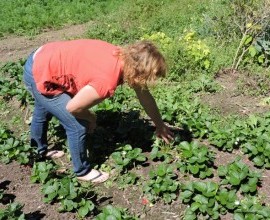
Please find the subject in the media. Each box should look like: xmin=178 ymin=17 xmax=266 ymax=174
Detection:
xmin=0 ymin=0 xmax=245 ymax=75
xmin=0 ymin=0 xmax=123 ymax=37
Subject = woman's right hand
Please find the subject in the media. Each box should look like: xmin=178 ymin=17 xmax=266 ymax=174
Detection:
xmin=155 ymin=123 xmax=174 ymax=144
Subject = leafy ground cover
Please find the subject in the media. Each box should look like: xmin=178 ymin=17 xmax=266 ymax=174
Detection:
xmin=1 ymin=0 xmax=270 ymax=219
xmin=0 ymin=0 xmax=123 ymax=37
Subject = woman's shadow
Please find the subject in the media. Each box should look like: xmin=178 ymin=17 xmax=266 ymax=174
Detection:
xmin=87 ymin=109 xmax=193 ymax=165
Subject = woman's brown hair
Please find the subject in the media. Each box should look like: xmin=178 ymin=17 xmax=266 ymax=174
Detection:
xmin=119 ymin=40 xmax=167 ymax=88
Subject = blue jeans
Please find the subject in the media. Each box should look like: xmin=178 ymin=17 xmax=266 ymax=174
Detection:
xmin=23 ymin=52 xmax=91 ymax=176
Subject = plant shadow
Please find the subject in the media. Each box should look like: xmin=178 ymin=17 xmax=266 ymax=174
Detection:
xmin=0 ymin=180 xmax=16 ymax=205
xmin=25 ymin=210 xmax=46 ymax=220
xmin=0 ymin=180 xmax=11 ymax=190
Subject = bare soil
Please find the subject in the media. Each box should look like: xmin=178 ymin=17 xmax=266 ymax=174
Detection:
xmin=1 ymin=25 xmax=270 ymax=220
xmin=200 ymin=68 xmax=270 ymax=116
xmin=0 ymin=22 xmax=92 ymax=63
xmin=200 ymin=68 xmax=270 ymax=205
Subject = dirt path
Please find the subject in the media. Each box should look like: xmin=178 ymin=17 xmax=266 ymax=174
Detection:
xmin=0 ymin=22 xmax=92 ymax=63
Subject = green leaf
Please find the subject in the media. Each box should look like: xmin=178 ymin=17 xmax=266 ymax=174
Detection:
xmin=244 ymin=143 xmax=258 ymax=155
xmin=199 ymin=204 xmax=208 ymax=213
xmin=212 ymin=211 xmax=220 ymax=219
xmin=199 ymin=171 xmax=207 ymax=179
xmin=180 ymin=141 xmax=191 ymax=151
xmin=111 ymin=153 xmax=123 ymax=165
xmin=188 ymin=165 xmax=199 ymax=174
xmin=78 ymin=205 xmax=89 ymax=217
xmin=253 ymin=156 xmax=265 ymax=167
xmin=258 ymin=54 xmax=265 ymax=64
xmin=193 ymin=194 xmax=208 ymax=204
xmin=105 ymin=215 xmax=117 ymax=220
xmin=180 ymin=190 xmax=193 ymax=200
xmin=229 ymin=172 xmax=241 ymax=186
xmin=123 ymin=144 xmax=132 ymax=151
xmin=240 ymin=184 xmax=250 ymax=193
xmin=35 ymin=162 xmax=44 ymax=172
xmin=122 ymin=158 xmax=130 ymax=166
xmin=43 ymin=185 xmax=58 ymax=195
xmin=103 ymin=205 xmax=121 ymax=219
xmin=203 ymin=60 xmax=210 ymax=69
xmin=258 ymin=207 xmax=270 ymax=217
xmin=183 ymin=208 xmax=197 ymax=220
xmin=234 ymin=213 xmax=245 ymax=220
xmin=136 ymin=155 xmax=146 ymax=162
xmin=157 ymin=164 xmax=167 ymax=177
xmin=244 ymin=36 xmax=253 ymax=45
xmin=62 ymin=199 xmax=75 ymax=212
xmin=203 ymin=182 xmax=218 ymax=197
xmin=193 ymin=182 xmax=207 ymax=192
xmin=205 ymin=168 xmax=213 ymax=177
xmin=150 ymin=146 xmax=159 ymax=159
xmin=217 ymin=166 xmax=228 ymax=176
xmin=190 ymin=202 xmax=200 ymax=212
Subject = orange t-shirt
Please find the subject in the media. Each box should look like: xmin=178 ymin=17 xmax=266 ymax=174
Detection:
xmin=33 ymin=39 xmax=122 ymax=98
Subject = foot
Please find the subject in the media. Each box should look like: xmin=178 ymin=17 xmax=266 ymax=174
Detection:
xmin=77 ymin=169 xmax=109 ymax=183
xmin=45 ymin=150 xmax=65 ymax=159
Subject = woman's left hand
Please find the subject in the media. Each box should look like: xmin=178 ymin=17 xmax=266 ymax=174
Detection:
xmin=155 ymin=124 xmax=174 ymax=144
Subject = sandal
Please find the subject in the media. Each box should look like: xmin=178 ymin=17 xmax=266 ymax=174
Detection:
xmin=45 ymin=150 xmax=65 ymax=159
xmin=77 ymin=169 xmax=109 ymax=183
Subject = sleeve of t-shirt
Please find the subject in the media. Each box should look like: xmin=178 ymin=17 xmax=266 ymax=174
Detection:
xmin=87 ymin=79 xmax=115 ymax=99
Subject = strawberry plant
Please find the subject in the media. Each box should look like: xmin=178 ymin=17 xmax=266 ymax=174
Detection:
xmin=41 ymin=176 xmax=95 ymax=217
xmin=0 ymin=137 xmax=32 ymax=165
xmin=208 ymin=119 xmax=244 ymax=152
xmin=180 ymin=100 xmax=214 ymax=139
xmin=150 ymin=139 xmax=177 ymax=163
xmin=180 ymin=181 xmax=220 ymax=219
xmin=143 ymin=163 xmax=180 ymax=203
xmin=117 ymin=172 xmax=139 ymax=189
xmin=229 ymin=114 xmax=270 ymax=167
xmin=233 ymin=196 xmax=270 ymax=220
xmin=94 ymin=204 xmax=138 ymax=220
xmin=189 ymin=74 xmax=221 ymax=93
xmin=0 ymin=60 xmax=32 ymax=105
xmin=176 ymin=141 xmax=215 ymax=179
xmin=111 ymin=144 xmax=146 ymax=173
xmin=181 ymin=181 xmax=242 ymax=219
xmin=215 ymin=188 xmax=238 ymax=214
xmin=0 ymin=127 xmax=12 ymax=140
xmin=0 ymin=202 xmax=25 ymax=220
xmin=207 ymin=113 xmax=270 ymax=168
xmin=242 ymin=134 xmax=270 ymax=168
xmin=217 ymin=158 xmax=261 ymax=194
xmin=31 ymin=161 xmax=58 ymax=184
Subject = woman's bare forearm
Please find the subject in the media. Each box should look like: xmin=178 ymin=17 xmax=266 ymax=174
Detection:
xmin=134 ymin=87 xmax=164 ymax=128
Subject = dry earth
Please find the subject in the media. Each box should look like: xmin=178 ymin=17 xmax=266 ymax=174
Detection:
xmin=0 ymin=22 xmax=92 ymax=64
xmin=1 ymin=24 xmax=270 ymax=220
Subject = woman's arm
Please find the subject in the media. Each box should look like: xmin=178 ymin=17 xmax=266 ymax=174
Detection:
xmin=134 ymin=86 xmax=174 ymax=143
xmin=66 ymin=85 xmax=103 ymax=132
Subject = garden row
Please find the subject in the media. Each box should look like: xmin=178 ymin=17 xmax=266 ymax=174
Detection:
xmin=1 ymin=57 xmax=270 ymax=219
